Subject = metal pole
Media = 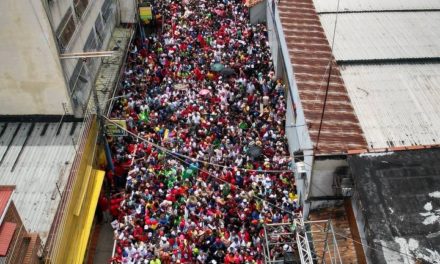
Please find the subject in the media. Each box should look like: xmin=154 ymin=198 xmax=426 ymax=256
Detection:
xmin=321 ymin=220 xmax=331 ymax=264
xmin=263 ymin=224 xmax=272 ymax=264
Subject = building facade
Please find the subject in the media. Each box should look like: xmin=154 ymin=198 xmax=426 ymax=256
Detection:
xmin=0 ymin=0 xmax=120 ymax=117
xmin=0 ymin=186 xmax=41 ymax=264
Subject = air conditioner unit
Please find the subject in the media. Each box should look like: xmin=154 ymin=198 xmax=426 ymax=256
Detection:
xmin=340 ymin=178 xmax=354 ymax=197
xmin=294 ymin=162 xmax=306 ymax=180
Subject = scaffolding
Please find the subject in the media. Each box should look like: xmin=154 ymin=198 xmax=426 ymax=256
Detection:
xmin=262 ymin=213 xmax=343 ymax=264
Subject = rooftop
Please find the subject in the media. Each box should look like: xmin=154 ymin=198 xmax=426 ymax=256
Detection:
xmin=277 ymin=0 xmax=367 ymax=155
xmin=341 ymin=63 xmax=440 ymax=149
xmin=311 ymin=0 xmax=440 ymax=149
xmin=0 ymin=186 xmax=13 ymax=222
xmin=348 ymin=149 xmax=440 ymax=263
xmin=0 ymin=121 xmax=80 ymax=243
xmin=313 ymin=0 xmax=440 ymax=13
xmin=319 ymin=12 xmax=440 ymax=61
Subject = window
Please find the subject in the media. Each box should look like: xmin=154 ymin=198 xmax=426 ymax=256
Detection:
xmin=101 ymin=0 xmax=113 ymax=22
xmin=95 ymin=14 xmax=104 ymax=43
xmin=56 ymin=8 xmax=76 ymax=49
xmin=69 ymin=60 xmax=91 ymax=109
xmin=74 ymin=0 xmax=89 ymax=18
xmin=69 ymin=60 xmax=85 ymax=92
xmin=83 ymin=29 xmax=97 ymax=52
xmin=83 ymin=30 xmax=99 ymax=77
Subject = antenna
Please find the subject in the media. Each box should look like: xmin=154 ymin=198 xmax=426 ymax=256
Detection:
xmin=315 ymin=0 xmax=341 ymax=151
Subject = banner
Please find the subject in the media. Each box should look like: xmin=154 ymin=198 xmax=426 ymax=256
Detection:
xmin=139 ymin=6 xmax=153 ymax=24
xmin=105 ymin=119 xmax=127 ymax=136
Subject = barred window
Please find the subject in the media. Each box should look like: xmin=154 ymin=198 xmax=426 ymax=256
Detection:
xmin=69 ymin=60 xmax=89 ymax=93
xmin=56 ymin=8 xmax=76 ymax=48
xmin=83 ymin=29 xmax=97 ymax=52
xmin=74 ymin=0 xmax=89 ymax=18
xmin=69 ymin=60 xmax=90 ymax=108
xmin=101 ymin=0 xmax=113 ymax=22
xmin=95 ymin=14 xmax=104 ymax=42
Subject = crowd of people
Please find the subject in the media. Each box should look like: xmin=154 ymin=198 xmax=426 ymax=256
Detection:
xmin=107 ymin=0 xmax=300 ymax=262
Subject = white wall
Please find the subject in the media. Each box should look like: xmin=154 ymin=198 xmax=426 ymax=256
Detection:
xmin=310 ymin=159 xmax=347 ymax=197
xmin=47 ymin=0 xmax=73 ymax=28
xmin=0 ymin=0 xmax=72 ymax=115
xmin=119 ymin=0 xmax=137 ymax=23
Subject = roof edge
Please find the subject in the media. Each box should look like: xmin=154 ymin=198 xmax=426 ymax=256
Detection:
xmin=347 ymin=144 xmax=440 ymax=155
xmin=0 ymin=115 xmax=83 ymax=123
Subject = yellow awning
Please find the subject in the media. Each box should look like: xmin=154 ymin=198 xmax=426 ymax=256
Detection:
xmin=72 ymin=169 xmax=105 ymax=264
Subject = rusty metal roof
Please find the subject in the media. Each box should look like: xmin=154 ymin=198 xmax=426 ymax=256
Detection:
xmin=0 ymin=186 xmax=13 ymax=222
xmin=0 ymin=222 xmax=17 ymax=256
xmin=278 ymin=0 xmax=367 ymax=154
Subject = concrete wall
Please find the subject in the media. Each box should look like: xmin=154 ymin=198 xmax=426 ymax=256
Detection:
xmin=3 ymin=202 xmax=36 ymax=264
xmin=250 ymin=1 xmax=267 ymax=24
xmin=0 ymin=0 xmax=72 ymax=115
xmin=48 ymin=0 xmax=117 ymax=115
xmin=309 ymin=159 xmax=347 ymax=197
xmin=266 ymin=0 xmax=315 ymax=215
xmin=47 ymin=0 xmax=72 ymax=28
xmin=351 ymin=191 xmax=372 ymax=264
xmin=119 ymin=0 xmax=137 ymax=23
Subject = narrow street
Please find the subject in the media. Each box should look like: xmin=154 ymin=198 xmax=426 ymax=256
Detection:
xmin=104 ymin=0 xmax=299 ymax=263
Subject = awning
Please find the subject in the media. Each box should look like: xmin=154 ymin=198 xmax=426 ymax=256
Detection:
xmin=139 ymin=7 xmax=152 ymax=23
xmin=72 ymin=169 xmax=105 ymax=263
xmin=0 ymin=222 xmax=17 ymax=256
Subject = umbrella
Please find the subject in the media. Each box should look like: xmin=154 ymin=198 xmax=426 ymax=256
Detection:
xmin=247 ymin=145 xmax=262 ymax=158
xmin=199 ymin=89 xmax=211 ymax=96
xmin=220 ymin=67 xmax=236 ymax=77
xmin=211 ymin=63 xmax=224 ymax=72
xmin=214 ymin=9 xmax=225 ymax=16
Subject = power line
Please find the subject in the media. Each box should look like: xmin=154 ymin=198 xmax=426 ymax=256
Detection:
xmin=315 ymin=0 xmax=341 ymax=151
xmin=102 ymin=115 xmax=296 ymax=173
xmin=110 ymin=115 xmax=418 ymax=261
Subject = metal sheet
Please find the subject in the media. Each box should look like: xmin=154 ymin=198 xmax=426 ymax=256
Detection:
xmin=0 ymin=222 xmax=17 ymax=256
xmin=313 ymin=0 xmax=440 ymax=13
xmin=0 ymin=188 xmax=13 ymax=219
xmin=278 ymin=0 xmax=367 ymax=154
xmin=0 ymin=122 xmax=80 ymax=243
xmin=341 ymin=63 xmax=440 ymax=148
xmin=319 ymin=12 xmax=440 ymax=61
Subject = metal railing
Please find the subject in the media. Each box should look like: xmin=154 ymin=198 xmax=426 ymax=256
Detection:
xmin=105 ymin=24 xmax=136 ymax=116
xmin=43 ymin=22 xmax=134 ymax=264
xmin=262 ymin=212 xmax=343 ymax=264
xmin=43 ymin=109 xmax=96 ymax=263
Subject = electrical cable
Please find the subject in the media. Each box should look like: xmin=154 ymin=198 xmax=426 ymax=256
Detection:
xmin=115 ymin=118 xmax=419 ymax=261
xmin=102 ymin=115 xmax=297 ymax=173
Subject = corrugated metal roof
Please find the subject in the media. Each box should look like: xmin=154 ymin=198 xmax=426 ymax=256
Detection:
xmin=0 ymin=222 xmax=17 ymax=256
xmin=0 ymin=187 xmax=13 ymax=220
xmin=341 ymin=63 xmax=440 ymax=148
xmin=319 ymin=12 xmax=440 ymax=61
xmin=313 ymin=0 xmax=440 ymax=13
xmin=0 ymin=122 xmax=80 ymax=243
xmin=278 ymin=0 xmax=367 ymax=154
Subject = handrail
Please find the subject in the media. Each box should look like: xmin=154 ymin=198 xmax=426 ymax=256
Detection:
xmin=106 ymin=24 xmax=136 ymax=116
